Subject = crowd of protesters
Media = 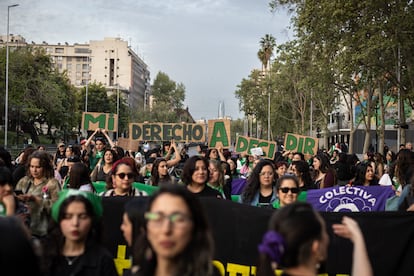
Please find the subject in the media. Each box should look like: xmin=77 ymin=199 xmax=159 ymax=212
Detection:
xmin=0 ymin=128 xmax=413 ymax=275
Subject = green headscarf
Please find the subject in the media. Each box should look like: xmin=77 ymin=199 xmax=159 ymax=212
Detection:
xmin=51 ymin=189 xmax=103 ymax=222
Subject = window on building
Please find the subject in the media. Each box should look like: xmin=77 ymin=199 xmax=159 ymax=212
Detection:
xmin=76 ymin=64 xmax=81 ymax=72
xmin=75 ymin=48 xmax=90 ymax=54
xmin=57 ymin=56 xmax=63 ymax=61
xmin=82 ymin=64 xmax=88 ymax=70
xmin=55 ymin=48 xmax=64 ymax=53
xmin=67 ymin=63 xmax=72 ymax=70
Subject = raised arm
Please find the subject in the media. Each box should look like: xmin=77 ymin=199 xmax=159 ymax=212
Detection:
xmin=101 ymin=129 xmax=115 ymax=148
xmin=332 ymin=216 xmax=373 ymax=276
xmin=85 ymin=128 xmax=100 ymax=148
xmin=166 ymin=141 xmax=181 ymax=168
xmin=217 ymin=145 xmax=226 ymax=162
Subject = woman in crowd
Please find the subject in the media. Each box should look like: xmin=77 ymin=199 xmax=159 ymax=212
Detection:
xmin=16 ymin=150 xmax=60 ymax=237
xmin=392 ymin=149 xmax=414 ymax=191
xmin=68 ymin=163 xmax=96 ymax=192
xmin=374 ymin=152 xmax=385 ymax=179
xmin=120 ymin=198 xmax=147 ymax=275
xmin=352 ymin=162 xmax=379 ymax=186
xmin=312 ymin=154 xmax=336 ymax=188
xmin=53 ymin=142 xmax=66 ymax=168
xmin=334 ymin=152 xmax=352 ymax=186
xmin=275 ymin=161 xmax=288 ymax=180
xmin=207 ymin=146 xmax=226 ymax=162
xmin=207 ymin=159 xmax=226 ymax=198
xmin=273 ymin=175 xmax=300 ymax=209
xmin=256 ymin=202 xmax=372 ymax=276
xmin=226 ymin=157 xmax=240 ymax=179
xmin=57 ymin=145 xmax=78 ymax=180
xmin=181 ymin=156 xmax=222 ymax=198
xmin=0 ymin=167 xmax=15 ymax=215
xmin=384 ymin=150 xmax=396 ymax=174
xmin=133 ymin=185 xmax=219 ymax=276
xmin=291 ymin=160 xmax=316 ymax=191
xmin=42 ymin=189 xmax=117 ymax=276
xmin=149 ymin=158 xmax=177 ymax=187
xmin=102 ymin=159 xmax=147 ymax=197
xmin=12 ymin=147 xmax=36 ymax=186
xmin=240 ymin=159 xmax=277 ymax=208
xmin=90 ymin=148 xmax=118 ymax=182
xmin=85 ymin=128 xmax=115 ymax=171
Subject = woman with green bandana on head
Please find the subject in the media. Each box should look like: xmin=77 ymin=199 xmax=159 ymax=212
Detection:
xmin=41 ymin=189 xmax=117 ymax=276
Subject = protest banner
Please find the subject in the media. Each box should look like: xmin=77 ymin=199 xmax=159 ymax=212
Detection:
xmin=81 ymin=112 xmax=118 ymax=132
xmin=116 ymin=137 xmax=140 ymax=152
xmin=102 ymin=197 xmax=414 ymax=276
xmin=234 ymin=135 xmax=277 ymax=159
xmin=129 ymin=122 xmax=205 ymax=142
xmin=306 ymin=186 xmax=395 ymax=212
xmin=208 ymin=119 xmax=231 ymax=149
xmin=284 ymin=133 xmax=318 ymax=156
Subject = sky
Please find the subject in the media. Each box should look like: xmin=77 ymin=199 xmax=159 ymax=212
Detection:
xmin=1 ymin=0 xmax=293 ymax=121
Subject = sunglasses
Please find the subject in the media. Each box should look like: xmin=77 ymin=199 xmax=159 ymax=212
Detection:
xmin=279 ymin=187 xmax=299 ymax=194
xmin=116 ymin=173 xmax=135 ymax=179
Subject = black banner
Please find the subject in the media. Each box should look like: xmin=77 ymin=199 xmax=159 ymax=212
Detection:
xmin=102 ymin=197 xmax=414 ymax=276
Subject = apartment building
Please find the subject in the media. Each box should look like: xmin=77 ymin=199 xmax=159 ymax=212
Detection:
xmin=0 ymin=35 xmax=150 ymax=111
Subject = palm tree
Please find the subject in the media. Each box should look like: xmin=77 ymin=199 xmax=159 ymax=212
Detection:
xmin=259 ymin=34 xmax=276 ymax=71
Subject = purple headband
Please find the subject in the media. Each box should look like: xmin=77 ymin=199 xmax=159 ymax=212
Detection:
xmin=258 ymin=230 xmax=286 ymax=264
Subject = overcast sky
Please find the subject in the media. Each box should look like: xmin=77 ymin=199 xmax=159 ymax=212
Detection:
xmin=2 ymin=0 xmax=292 ymax=120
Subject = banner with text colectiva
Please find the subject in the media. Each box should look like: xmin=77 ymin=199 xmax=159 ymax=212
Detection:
xmin=102 ymin=197 xmax=414 ymax=276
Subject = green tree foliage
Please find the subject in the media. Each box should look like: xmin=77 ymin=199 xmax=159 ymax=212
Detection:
xmin=0 ymin=47 xmax=77 ymax=143
xmin=267 ymin=0 xmax=414 ymax=152
xmin=134 ymin=71 xmax=186 ymax=123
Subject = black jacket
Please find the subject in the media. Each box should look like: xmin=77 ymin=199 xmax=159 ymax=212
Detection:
xmin=49 ymin=244 xmax=118 ymax=276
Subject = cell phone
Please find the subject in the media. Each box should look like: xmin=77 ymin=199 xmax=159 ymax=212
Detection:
xmin=14 ymin=190 xmax=23 ymax=195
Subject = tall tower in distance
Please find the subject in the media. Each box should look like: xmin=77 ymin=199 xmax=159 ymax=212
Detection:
xmin=218 ymin=101 xmax=225 ymax=119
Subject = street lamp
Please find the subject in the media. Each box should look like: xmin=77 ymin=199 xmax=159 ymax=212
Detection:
xmin=4 ymin=3 xmax=19 ymax=149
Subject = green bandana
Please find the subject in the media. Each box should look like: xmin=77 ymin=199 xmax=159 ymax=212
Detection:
xmin=51 ymin=189 xmax=103 ymax=222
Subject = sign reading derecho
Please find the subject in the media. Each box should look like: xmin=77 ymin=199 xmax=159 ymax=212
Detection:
xmin=82 ymin=112 xmax=118 ymax=132
xmin=284 ymin=133 xmax=318 ymax=156
xmin=129 ymin=119 xmax=232 ymax=144
xmin=129 ymin=123 xmax=205 ymax=142
xmin=235 ymin=135 xmax=277 ymax=159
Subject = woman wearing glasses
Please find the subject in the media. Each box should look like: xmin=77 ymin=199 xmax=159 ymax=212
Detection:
xmin=102 ymin=159 xmax=147 ymax=197
xmin=133 ymin=185 xmax=219 ymax=276
xmin=240 ymin=159 xmax=277 ymax=208
xmin=273 ymin=175 xmax=300 ymax=209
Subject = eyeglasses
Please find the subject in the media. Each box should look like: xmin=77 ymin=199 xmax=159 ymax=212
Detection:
xmin=116 ymin=173 xmax=135 ymax=179
xmin=279 ymin=187 xmax=299 ymax=194
xmin=145 ymin=212 xmax=192 ymax=228
xmin=259 ymin=172 xmax=274 ymax=176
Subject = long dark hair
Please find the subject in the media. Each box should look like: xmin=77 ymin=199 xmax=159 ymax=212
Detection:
xmin=69 ymin=163 xmax=96 ymax=192
xmin=353 ymin=162 xmax=378 ymax=186
xmin=42 ymin=195 xmax=103 ymax=274
xmin=133 ymin=185 xmax=214 ymax=276
xmin=26 ymin=150 xmax=55 ymax=179
xmin=181 ymin=156 xmax=210 ymax=186
xmin=241 ymin=159 xmax=275 ymax=204
xmin=257 ymin=202 xmax=324 ymax=275
xmin=150 ymin=158 xmax=168 ymax=186
xmin=291 ymin=160 xmax=314 ymax=190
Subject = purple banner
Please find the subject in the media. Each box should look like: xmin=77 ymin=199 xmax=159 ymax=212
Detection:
xmin=231 ymin=178 xmax=247 ymax=195
xmin=307 ymin=186 xmax=395 ymax=212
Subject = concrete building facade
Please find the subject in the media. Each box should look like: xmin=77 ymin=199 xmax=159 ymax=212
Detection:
xmin=0 ymin=35 xmax=150 ymax=111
